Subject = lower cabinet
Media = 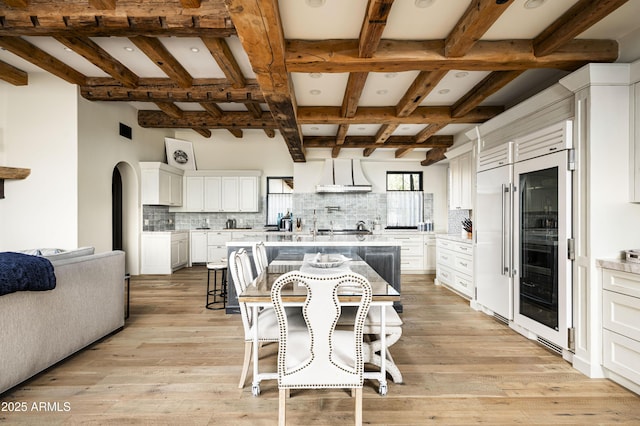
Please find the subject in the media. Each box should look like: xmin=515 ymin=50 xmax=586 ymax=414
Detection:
xmin=189 ymin=230 xmax=232 ymax=265
xmin=386 ymin=233 xmax=428 ymax=273
xmin=602 ymin=268 xmax=640 ymax=393
xmin=141 ymin=231 xmax=189 ymax=274
xmin=435 ymin=236 xmax=473 ymax=298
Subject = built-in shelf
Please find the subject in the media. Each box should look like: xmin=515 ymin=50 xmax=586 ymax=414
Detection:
xmin=0 ymin=166 xmax=31 ymax=199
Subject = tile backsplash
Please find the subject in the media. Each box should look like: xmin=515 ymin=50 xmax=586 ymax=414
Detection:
xmin=448 ymin=209 xmax=472 ymax=235
xmin=143 ymin=192 xmax=434 ymax=231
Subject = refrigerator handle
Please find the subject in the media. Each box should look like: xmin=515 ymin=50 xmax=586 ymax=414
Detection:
xmin=510 ymin=182 xmax=516 ymax=277
xmin=501 ymin=184 xmax=507 ymax=276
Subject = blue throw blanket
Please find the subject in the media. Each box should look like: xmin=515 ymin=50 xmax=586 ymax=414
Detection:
xmin=0 ymin=252 xmax=56 ymax=296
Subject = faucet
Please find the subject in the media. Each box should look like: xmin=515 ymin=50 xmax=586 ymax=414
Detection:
xmin=312 ymin=209 xmax=318 ymax=236
xmin=356 ymin=220 xmax=366 ymax=231
xmin=329 ymin=220 xmax=334 ymax=236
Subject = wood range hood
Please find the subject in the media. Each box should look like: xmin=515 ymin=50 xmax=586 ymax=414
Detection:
xmin=0 ymin=166 xmax=30 ymax=199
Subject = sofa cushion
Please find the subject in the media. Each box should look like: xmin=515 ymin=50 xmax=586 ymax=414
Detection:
xmin=42 ymin=247 xmax=95 ymax=261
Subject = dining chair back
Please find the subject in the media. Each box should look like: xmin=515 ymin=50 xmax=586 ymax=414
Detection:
xmin=271 ymin=271 xmax=372 ymax=425
xmin=252 ymin=241 xmax=269 ymax=275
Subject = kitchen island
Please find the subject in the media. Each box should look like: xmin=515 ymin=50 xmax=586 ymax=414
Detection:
xmin=226 ymin=234 xmax=402 ymax=314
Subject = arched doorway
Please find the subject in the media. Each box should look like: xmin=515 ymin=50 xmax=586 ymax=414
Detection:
xmin=112 ymin=162 xmax=140 ymax=275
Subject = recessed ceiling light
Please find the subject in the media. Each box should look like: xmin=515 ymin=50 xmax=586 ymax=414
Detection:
xmin=310 ymin=126 xmax=320 ymax=131
xmin=385 ymin=72 xmax=398 ymax=79
xmin=376 ymin=89 xmax=388 ymax=95
xmin=63 ymin=47 xmax=73 ymax=52
xmin=401 ymin=126 xmax=411 ymax=131
xmin=524 ymin=0 xmax=545 ymax=9
xmin=455 ymin=71 xmax=469 ymax=78
xmin=438 ymin=89 xmax=450 ymax=94
xmin=309 ymin=73 xmax=323 ymax=79
xmin=124 ymin=46 xmax=134 ymax=52
xmin=414 ymin=0 xmax=435 ymax=8
xmin=309 ymin=89 xmax=321 ymax=95
xmin=190 ymin=47 xmax=200 ymax=53
xmin=306 ymin=0 xmax=325 ymax=7
xmin=357 ymin=127 xmax=366 ymax=131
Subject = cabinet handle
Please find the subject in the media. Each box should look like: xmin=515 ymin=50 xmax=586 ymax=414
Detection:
xmin=459 ymin=262 xmax=467 ymax=267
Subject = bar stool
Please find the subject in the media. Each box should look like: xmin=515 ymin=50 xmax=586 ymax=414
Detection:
xmin=206 ymin=261 xmax=227 ymax=310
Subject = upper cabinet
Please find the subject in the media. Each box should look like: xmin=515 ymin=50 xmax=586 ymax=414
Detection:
xmin=449 ymin=151 xmax=473 ymax=210
xmin=174 ymin=171 xmax=260 ymax=213
xmin=631 ymin=75 xmax=640 ymax=202
xmin=140 ymin=162 xmax=183 ymax=206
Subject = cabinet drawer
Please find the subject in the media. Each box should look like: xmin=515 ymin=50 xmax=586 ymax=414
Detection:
xmin=437 ymin=249 xmax=455 ymax=268
xmin=453 ymin=272 xmax=473 ymax=298
xmin=437 ymin=266 xmax=454 ymax=286
xmin=437 ymin=238 xmax=454 ymax=250
xmin=603 ymin=329 xmax=640 ymax=386
xmin=401 ymin=255 xmax=424 ymax=271
xmin=455 ymin=253 xmax=473 ymax=276
xmin=453 ymin=242 xmax=472 ymax=255
xmin=207 ymin=231 xmax=230 ymax=244
xmin=400 ymin=242 xmax=424 ymax=256
xmin=603 ymin=290 xmax=640 ymax=342
xmin=603 ymin=269 xmax=640 ymax=299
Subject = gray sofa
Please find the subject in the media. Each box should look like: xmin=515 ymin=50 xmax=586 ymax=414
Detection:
xmin=0 ymin=250 xmax=125 ymax=394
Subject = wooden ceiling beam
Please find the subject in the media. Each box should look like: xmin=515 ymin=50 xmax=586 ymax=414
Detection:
xmin=534 ymin=0 xmax=629 ymax=57
xmin=180 ymin=0 xmax=201 ymax=8
xmin=245 ymin=102 xmax=263 ymax=119
xmin=341 ymin=72 xmax=369 ymax=117
xmin=421 ymin=147 xmax=447 ymax=166
xmin=88 ymin=0 xmax=116 ymax=10
xmin=201 ymin=36 xmax=246 ymax=89
xmin=263 ymin=129 xmax=276 ymax=138
xmin=154 ymin=102 xmax=184 ymax=119
xmin=0 ymin=36 xmax=86 ymax=85
xmin=193 ymin=128 xmax=212 ymax=138
xmin=414 ymin=122 xmax=448 ymax=144
xmin=130 ymin=36 xmax=193 ymax=88
xmin=138 ymin=110 xmax=277 ymax=129
xmin=445 ymin=0 xmax=513 ymax=57
xmin=285 ymin=39 xmax=618 ymax=73
xmin=200 ymin=102 xmax=223 ymax=118
xmin=227 ymin=128 xmax=243 ymax=138
xmin=55 ymin=36 xmax=139 ymax=88
xmin=452 ymin=70 xmax=524 ymax=118
xmin=359 ymin=0 xmax=395 ymax=58
xmin=0 ymin=59 xmax=27 ymax=85
xmin=2 ymin=0 xmax=28 ymax=7
xmin=80 ymin=80 xmax=264 ymax=102
xmin=226 ymin=0 xmax=305 ymax=162
xmin=304 ymin=135 xmax=453 ymax=149
xmin=298 ymin=105 xmax=503 ymax=125
xmin=396 ymin=70 xmax=448 ymax=117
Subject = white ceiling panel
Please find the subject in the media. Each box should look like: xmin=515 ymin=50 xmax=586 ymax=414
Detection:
xmin=393 ymin=124 xmax=428 ymax=136
xmin=420 ymin=70 xmax=490 ymax=106
xmin=279 ymin=0 xmax=368 ymax=39
xmin=579 ymin=1 xmax=640 ymax=40
xmin=347 ymin=124 xmax=382 ymax=136
xmin=159 ymin=37 xmax=225 ymax=79
xmin=359 ymin=71 xmax=419 ymax=107
xmin=291 ymin=72 xmax=349 ymax=106
xmin=91 ymin=37 xmax=167 ymax=78
xmin=383 ymin=0 xmax=471 ymax=39
xmin=302 ymin=124 xmax=338 ymax=136
xmin=225 ymin=36 xmax=256 ymax=79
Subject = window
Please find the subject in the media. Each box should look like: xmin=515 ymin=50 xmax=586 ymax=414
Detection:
xmin=386 ymin=172 xmax=424 ymax=227
xmin=266 ymin=177 xmax=293 ymax=226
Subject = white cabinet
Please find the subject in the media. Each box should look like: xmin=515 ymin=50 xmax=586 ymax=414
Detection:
xmin=386 ymin=233 xmax=425 ymax=273
xmin=424 ymin=234 xmax=436 ymax=273
xmin=141 ymin=231 xmax=189 ymax=274
xmin=435 ymin=236 xmax=473 ymax=298
xmin=174 ymin=171 xmax=259 ymax=213
xmin=631 ymin=81 xmax=640 ymax=202
xmin=602 ymin=268 xmax=640 ymax=393
xmin=140 ymin=162 xmax=183 ymax=206
xmin=189 ymin=230 xmax=233 ymax=264
xmin=449 ymin=152 xmax=472 ymax=210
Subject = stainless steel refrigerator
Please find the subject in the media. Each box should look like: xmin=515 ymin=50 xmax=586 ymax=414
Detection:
xmin=475 ymin=121 xmax=573 ymax=350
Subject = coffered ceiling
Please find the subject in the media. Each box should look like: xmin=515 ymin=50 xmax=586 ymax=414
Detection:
xmin=1 ymin=0 xmax=638 ymax=165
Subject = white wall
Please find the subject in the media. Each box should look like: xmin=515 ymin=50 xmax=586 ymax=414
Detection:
xmin=78 ymin=97 xmax=172 ymax=274
xmin=0 ymin=74 xmax=79 ymax=250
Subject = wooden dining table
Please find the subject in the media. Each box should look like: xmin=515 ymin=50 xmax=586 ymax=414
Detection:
xmin=238 ymin=253 xmax=401 ymax=397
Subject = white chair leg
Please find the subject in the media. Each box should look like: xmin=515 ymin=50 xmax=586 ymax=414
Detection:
xmin=279 ymin=388 xmax=287 ymax=426
xmin=355 ymin=387 xmax=362 ymax=426
xmin=238 ymin=341 xmax=252 ymax=388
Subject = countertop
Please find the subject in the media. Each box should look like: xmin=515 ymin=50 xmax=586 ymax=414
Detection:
xmin=597 ymin=258 xmax=640 ymax=275
xmin=227 ymin=234 xmax=401 ymax=246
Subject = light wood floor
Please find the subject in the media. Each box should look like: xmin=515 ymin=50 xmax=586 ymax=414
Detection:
xmin=2 ymin=267 xmax=639 ymax=425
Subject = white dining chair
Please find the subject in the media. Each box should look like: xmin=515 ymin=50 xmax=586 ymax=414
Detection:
xmin=252 ymin=241 xmax=269 ymax=275
xmin=271 ymin=271 xmax=373 ymax=426
xmin=229 ymin=249 xmax=304 ymax=390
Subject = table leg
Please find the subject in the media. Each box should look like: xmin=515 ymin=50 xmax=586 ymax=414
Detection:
xmin=251 ymin=305 xmax=261 ymax=396
xmin=378 ymin=304 xmax=388 ymax=395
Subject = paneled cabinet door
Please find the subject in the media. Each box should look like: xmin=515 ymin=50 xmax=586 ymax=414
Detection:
xmin=221 ymin=177 xmax=239 ymax=212
xmin=170 ymin=173 xmax=183 ymax=206
xmin=190 ymin=231 xmax=208 ymax=264
xmin=239 ymin=176 xmax=258 ymax=212
xmin=449 ymin=152 xmax=472 ymax=210
xmin=204 ymin=176 xmax=222 ymax=211
xmin=185 ymin=177 xmax=204 ymax=211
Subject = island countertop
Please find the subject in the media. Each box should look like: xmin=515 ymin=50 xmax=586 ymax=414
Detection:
xmin=227 ymin=234 xmax=401 ymax=246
